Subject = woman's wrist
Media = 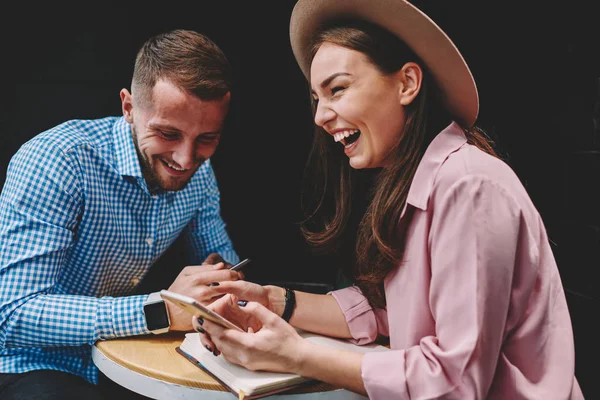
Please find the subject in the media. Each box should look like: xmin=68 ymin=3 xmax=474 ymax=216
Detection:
xmin=292 ymin=337 xmax=314 ymax=376
xmin=265 ymin=285 xmax=287 ymax=317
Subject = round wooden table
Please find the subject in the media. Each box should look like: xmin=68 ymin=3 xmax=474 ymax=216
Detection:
xmin=92 ymin=332 xmax=367 ymax=399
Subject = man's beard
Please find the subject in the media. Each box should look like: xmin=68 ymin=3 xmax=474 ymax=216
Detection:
xmin=131 ymin=127 xmax=199 ymax=192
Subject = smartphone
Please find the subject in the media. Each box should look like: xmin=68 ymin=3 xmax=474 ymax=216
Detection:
xmin=159 ymin=290 xmax=244 ymax=332
xmin=229 ymin=258 xmax=251 ymax=272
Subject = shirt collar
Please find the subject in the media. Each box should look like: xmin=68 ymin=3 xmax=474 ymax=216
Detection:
xmin=113 ymin=117 xmax=143 ymax=178
xmin=406 ymin=121 xmax=467 ymax=211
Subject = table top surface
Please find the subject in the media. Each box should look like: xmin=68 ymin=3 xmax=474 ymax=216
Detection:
xmin=94 ymin=332 xmax=339 ymax=395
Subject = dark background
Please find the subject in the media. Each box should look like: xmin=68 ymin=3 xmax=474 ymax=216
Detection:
xmin=1 ymin=1 xmax=596 ymax=397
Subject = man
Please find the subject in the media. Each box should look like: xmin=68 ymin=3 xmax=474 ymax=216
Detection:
xmin=0 ymin=29 xmax=241 ymax=399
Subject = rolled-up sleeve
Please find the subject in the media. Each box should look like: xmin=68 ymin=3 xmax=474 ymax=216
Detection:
xmin=330 ymin=286 xmax=389 ymax=344
xmin=362 ymin=175 xmax=528 ymax=399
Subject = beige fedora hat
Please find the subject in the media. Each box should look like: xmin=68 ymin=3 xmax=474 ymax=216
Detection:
xmin=289 ymin=0 xmax=479 ymax=127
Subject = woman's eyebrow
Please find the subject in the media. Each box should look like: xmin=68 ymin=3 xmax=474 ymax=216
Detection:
xmin=311 ymin=72 xmax=350 ymax=94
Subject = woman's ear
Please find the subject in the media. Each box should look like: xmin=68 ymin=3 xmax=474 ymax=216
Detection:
xmin=120 ymin=88 xmax=134 ymax=124
xmin=398 ymin=62 xmax=423 ymax=106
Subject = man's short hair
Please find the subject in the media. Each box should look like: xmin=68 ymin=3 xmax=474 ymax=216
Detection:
xmin=132 ymin=29 xmax=232 ymax=106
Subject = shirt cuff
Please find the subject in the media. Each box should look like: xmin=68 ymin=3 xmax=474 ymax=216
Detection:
xmin=96 ymin=295 xmax=149 ymax=339
xmin=330 ymin=286 xmax=379 ymax=344
xmin=362 ymin=350 xmax=409 ymax=399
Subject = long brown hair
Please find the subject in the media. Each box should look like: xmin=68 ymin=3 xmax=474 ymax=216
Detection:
xmin=300 ymin=20 xmax=497 ymax=308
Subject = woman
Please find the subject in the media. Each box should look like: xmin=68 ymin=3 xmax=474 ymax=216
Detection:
xmin=196 ymin=0 xmax=583 ymax=398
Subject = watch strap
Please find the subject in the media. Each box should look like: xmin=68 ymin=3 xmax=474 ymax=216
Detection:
xmin=146 ymin=291 xmax=163 ymax=304
xmin=281 ymin=288 xmax=296 ymax=323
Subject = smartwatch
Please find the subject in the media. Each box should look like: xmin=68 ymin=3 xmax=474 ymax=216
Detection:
xmin=143 ymin=292 xmax=171 ymax=334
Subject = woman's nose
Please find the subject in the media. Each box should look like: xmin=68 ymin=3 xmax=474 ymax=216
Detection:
xmin=314 ymin=102 xmax=336 ymax=127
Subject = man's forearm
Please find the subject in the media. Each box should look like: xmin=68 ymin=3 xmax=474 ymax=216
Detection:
xmin=0 ymin=294 xmax=149 ymax=349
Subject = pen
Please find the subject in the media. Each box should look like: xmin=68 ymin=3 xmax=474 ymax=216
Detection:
xmin=229 ymin=258 xmax=251 ymax=272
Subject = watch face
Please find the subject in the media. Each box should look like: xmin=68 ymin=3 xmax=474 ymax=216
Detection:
xmin=144 ymin=301 xmax=169 ymax=331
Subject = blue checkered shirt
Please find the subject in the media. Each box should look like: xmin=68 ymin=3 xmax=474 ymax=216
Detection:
xmin=0 ymin=117 xmax=239 ymax=384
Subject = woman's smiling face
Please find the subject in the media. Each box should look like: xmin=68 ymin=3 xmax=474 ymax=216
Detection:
xmin=310 ymin=42 xmax=408 ymax=169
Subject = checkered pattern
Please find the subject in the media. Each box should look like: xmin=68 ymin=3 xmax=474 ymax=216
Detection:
xmin=0 ymin=117 xmax=239 ymax=384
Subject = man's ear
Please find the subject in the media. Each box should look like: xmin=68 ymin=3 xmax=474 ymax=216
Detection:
xmin=120 ymin=89 xmax=134 ymax=123
xmin=398 ymin=62 xmax=423 ymax=106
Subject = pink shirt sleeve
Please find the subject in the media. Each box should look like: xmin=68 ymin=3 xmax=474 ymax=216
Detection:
xmin=330 ymin=286 xmax=389 ymax=344
xmin=362 ymin=176 xmax=533 ymax=399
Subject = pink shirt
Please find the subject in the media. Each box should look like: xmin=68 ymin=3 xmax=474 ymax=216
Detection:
xmin=331 ymin=122 xmax=583 ymax=399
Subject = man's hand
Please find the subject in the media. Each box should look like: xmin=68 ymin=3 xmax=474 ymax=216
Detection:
xmin=166 ymin=255 xmax=243 ymax=331
xmin=202 ymin=252 xmax=232 ymax=268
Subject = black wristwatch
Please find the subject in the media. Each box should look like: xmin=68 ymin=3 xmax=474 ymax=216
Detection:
xmin=281 ymin=288 xmax=296 ymax=323
xmin=143 ymin=292 xmax=171 ymax=334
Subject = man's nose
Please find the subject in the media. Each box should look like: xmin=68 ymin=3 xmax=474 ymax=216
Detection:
xmin=171 ymin=142 xmax=196 ymax=169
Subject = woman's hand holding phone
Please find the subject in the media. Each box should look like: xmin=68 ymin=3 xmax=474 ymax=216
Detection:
xmin=160 ymin=290 xmax=244 ymax=332
xmin=196 ymin=297 xmax=305 ymax=374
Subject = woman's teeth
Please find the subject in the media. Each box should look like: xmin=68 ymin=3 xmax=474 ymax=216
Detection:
xmin=333 ymin=130 xmax=359 ymax=145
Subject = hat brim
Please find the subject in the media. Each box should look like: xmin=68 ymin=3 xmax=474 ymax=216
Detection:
xmin=289 ymin=0 xmax=478 ymax=127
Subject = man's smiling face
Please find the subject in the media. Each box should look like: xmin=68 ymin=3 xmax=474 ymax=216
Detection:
xmin=122 ymin=79 xmax=230 ymax=191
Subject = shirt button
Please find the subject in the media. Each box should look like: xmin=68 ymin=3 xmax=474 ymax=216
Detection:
xmin=146 ymin=238 xmax=154 ymax=246
xmin=131 ymin=277 xmax=140 ymax=286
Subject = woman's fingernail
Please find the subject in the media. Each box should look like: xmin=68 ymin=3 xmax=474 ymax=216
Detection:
xmin=205 ymin=345 xmax=212 ymax=352
xmin=208 ymin=282 xmax=220 ymax=287
xmin=237 ymin=300 xmax=248 ymax=307
xmin=196 ymin=326 xmax=205 ymax=334
xmin=197 ymin=317 xmax=204 ymax=325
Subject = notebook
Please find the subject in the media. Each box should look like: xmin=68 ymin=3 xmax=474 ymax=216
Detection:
xmin=176 ymin=329 xmax=390 ymax=399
